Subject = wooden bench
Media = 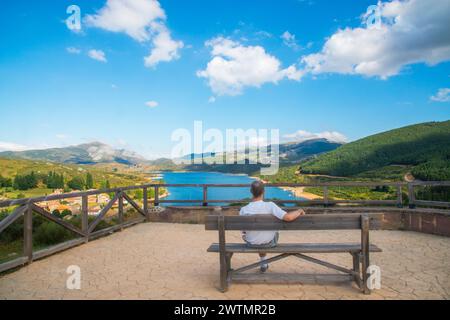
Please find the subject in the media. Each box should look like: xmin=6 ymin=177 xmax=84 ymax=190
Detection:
xmin=205 ymin=213 xmax=382 ymax=294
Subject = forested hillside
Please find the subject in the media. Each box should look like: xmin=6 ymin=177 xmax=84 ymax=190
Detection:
xmin=300 ymin=121 xmax=450 ymax=181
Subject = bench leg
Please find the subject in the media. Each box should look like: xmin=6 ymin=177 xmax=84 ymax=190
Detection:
xmin=218 ymin=215 xmax=229 ymax=293
xmin=361 ymin=215 xmax=371 ymax=295
xmin=219 ymin=253 xmax=229 ymax=293
xmin=361 ymin=252 xmax=370 ymax=294
xmin=351 ymin=253 xmax=362 ymax=289
xmin=226 ymin=253 xmax=233 ymax=285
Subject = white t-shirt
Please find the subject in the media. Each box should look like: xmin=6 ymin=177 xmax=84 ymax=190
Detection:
xmin=239 ymin=201 xmax=287 ymax=245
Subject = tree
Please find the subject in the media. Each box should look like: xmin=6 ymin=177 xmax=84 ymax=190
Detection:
xmin=85 ymin=173 xmax=94 ymax=189
xmin=13 ymin=172 xmax=38 ymax=190
xmin=67 ymin=176 xmax=85 ymax=191
xmin=101 ymin=180 xmax=114 ymax=199
xmin=100 ymin=179 xmax=111 ymax=190
xmin=61 ymin=209 xmax=72 ymax=218
xmin=0 ymin=175 xmax=12 ymax=188
xmin=45 ymin=171 xmax=65 ymax=189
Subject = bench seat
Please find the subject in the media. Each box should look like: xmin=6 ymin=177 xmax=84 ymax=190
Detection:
xmin=207 ymin=243 xmax=382 ymax=254
xmin=206 ymin=213 xmax=382 ymax=293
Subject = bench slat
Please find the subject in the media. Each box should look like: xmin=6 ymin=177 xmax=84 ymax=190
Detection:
xmin=205 ymin=214 xmax=382 ymax=231
xmin=207 ymin=243 xmax=382 ymax=253
xmin=232 ymin=273 xmax=353 ymax=284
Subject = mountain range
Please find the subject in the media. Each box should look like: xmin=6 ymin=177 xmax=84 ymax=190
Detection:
xmin=0 ymin=139 xmax=343 ymax=169
xmin=0 ymin=142 xmax=146 ymax=165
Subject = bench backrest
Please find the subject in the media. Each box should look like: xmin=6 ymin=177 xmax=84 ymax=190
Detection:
xmin=205 ymin=213 xmax=382 ymax=231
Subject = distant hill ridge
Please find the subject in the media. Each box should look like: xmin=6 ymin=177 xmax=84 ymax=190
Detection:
xmin=0 ymin=142 xmax=146 ymax=165
xmin=176 ymin=138 xmax=342 ymax=163
xmin=300 ymin=121 xmax=450 ymax=181
xmin=173 ymin=138 xmax=343 ymax=174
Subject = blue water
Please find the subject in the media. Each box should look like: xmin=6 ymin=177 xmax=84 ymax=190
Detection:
xmin=161 ymin=171 xmax=304 ymax=206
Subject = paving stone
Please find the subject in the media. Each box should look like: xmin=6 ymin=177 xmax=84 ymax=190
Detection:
xmin=0 ymin=223 xmax=449 ymax=300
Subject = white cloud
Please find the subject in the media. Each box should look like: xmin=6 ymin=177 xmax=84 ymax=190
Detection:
xmin=197 ymin=37 xmax=304 ymax=96
xmin=86 ymin=0 xmax=183 ymax=67
xmin=300 ymin=0 xmax=450 ymax=79
xmin=85 ymin=0 xmax=165 ymax=41
xmin=430 ymin=88 xmax=450 ymax=102
xmin=0 ymin=141 xmax=31 ymax=152
xmin=281 ymin=31 xmax=300 ymax=50
xmin=66 ymin=47 xmax=81 ymax=54
xmin=146 ymin=100 xmax=159 ymax=108
xmin=88 ymin=49 xmax=107 ymax=62
xmin=144 ymin=23 xmax=183 ymax=67
xmin=283 ymin=130 xmax=348 ymax=143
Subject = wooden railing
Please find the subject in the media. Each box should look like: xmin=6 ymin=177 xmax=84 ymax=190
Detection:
xmin=149 ymin=182 xmax=406 ymax=207
xmin=407 ymin=181 xmax=450 ymax=209
xmin=0 ymin=181 xmax=449 ymax=273
xmin=0 ymin=188 xmax=150 ymax=273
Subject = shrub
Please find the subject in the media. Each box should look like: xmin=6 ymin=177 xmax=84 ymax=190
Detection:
xmin=33 ymin=222 xmax=74 ymax=246
xmin=61 ymin=209 xmax=72 ymax=218
xmin=67 ymin=176 xmax=85 ymax=191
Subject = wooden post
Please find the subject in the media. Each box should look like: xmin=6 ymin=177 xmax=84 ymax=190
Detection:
xmin=351 ymin=253 xmax=361 ymax=289
xmin=143 ymin=187 xmax=149 ymax=222
xmin=323 ymin=186 xmax=329 ymax=207
xmin=81 ymin=195 xmax=89 ymax=243
xmin=203 ymin=186 xmax=208 ymax=207
xmin=23 ymin=204 xmax=33 ymax=263
xmin=396 ymin=185 xmax=403 ymax=208
xmin=217 ymin=210 xmax=228 ymax=292
xmin=118 ymin=191 xmax=124 ymax=230
xmin=408 ymin=183 xmax=416 ymax=209
xmin=154 ymin=186 xmax=159 ymax=207
xmin=361 ymin=214 xmax=370 ymax=294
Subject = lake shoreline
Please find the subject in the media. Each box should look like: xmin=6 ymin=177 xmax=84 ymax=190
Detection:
xmin=250 ymin=176 xmax=322 ymax=200
xmin=279 ymin=186 xmax=322 ymax=201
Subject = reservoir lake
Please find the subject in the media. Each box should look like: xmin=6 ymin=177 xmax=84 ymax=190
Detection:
xmin=161 ymin=171 xmax=305 ymax=206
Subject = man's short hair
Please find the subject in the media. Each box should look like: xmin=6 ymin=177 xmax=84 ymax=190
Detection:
xmin=251 ymin=180 xmax=265 ymax=198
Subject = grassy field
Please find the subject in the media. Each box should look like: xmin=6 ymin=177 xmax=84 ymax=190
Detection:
xmin=257 ymin=164 xmax=410 ymax=201
xmin=0 ymin=157 xmax=156 ymax=200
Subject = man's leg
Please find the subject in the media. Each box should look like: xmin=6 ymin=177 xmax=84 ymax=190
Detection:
xmin=259 ymin=253 xmax=268 ymax=273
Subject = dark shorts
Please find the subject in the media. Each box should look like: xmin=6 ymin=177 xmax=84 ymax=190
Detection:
xmin=243 ymin=232 xmax=279 ymax=249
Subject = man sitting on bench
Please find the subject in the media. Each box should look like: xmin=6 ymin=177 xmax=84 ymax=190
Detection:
xmin=240 ymin=180 xmax=306 ymax=272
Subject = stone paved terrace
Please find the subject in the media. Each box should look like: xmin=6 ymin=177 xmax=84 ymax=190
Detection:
xmin=0 ymin=222 xmax=449 ymax=300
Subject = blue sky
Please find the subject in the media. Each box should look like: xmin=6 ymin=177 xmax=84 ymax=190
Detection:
xmin=0 ymin=0 xmax=449 ymax=159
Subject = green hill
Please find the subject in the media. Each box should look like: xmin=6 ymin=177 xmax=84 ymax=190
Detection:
xmin=300 ymin=121 xmax=450 ymax=181
xmin=0 ymin=157 xmax=150 ymax=200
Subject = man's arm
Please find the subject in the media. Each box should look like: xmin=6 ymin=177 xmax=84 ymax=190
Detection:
xmin=283 ymin=209 xmax=306 ymax=222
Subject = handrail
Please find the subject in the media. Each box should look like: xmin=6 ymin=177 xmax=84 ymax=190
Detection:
xmin=0 ymin=181 xmax=449 ymax=208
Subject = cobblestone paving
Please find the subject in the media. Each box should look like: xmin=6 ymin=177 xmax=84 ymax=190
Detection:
xmin=1 ymin=223 xmax=449 ymax=300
